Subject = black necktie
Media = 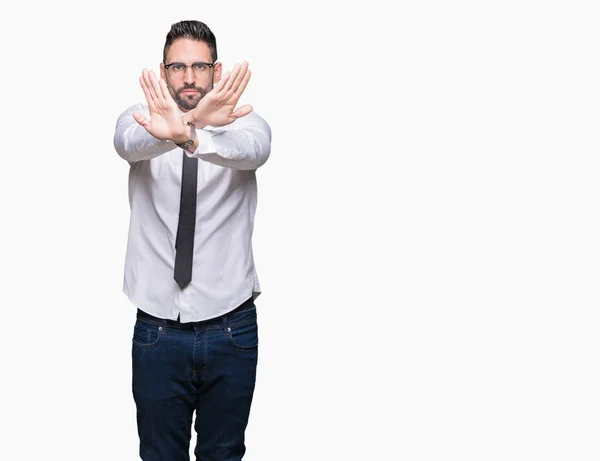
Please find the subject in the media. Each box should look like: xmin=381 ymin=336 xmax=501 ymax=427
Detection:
xmin=174 ymin=151 xmax=198 ymax=288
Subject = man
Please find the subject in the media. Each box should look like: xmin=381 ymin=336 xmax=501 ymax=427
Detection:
xmin=113 ymin=20 xmax=271 ymax=461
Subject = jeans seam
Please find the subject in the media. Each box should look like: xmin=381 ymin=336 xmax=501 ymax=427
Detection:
xmin=132 ymin=325 xmax=162 ymax=348
xmin=227 ymin=322 xmax=258 ymax=350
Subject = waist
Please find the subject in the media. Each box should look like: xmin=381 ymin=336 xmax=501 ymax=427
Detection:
xmin=136 ymin=297 xmax=255 ymax=329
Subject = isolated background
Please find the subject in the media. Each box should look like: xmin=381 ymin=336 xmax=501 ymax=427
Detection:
xmin=1 ymin=1 xmax=598 ymax=459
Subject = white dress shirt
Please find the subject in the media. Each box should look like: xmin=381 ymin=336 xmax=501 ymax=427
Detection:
xmin=113 ymin=104 xmax=271 ymax=322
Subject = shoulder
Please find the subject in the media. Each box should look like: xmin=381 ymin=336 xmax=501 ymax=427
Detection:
xmin=117 ymin=103 xmax=149 ymax=120
xmin=241 ymin=110 xmax=269 ymax=125
xmin=230 ymin=110 xmax=271 ymax=137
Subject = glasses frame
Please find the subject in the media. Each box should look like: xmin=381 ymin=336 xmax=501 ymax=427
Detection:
xmin=163 ymin=61 xmax=216 ymax=75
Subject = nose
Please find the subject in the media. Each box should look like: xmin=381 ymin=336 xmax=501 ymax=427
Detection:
xmin=183 ymin=66 xmax=196 ymax=84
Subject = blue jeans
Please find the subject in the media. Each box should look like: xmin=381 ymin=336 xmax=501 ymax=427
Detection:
xmin=131 ymin=300 xmax=259 ymax=461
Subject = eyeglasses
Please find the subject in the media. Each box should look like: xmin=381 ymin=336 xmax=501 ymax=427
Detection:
xmin=164 ymin=61 xmax=215 ymax=76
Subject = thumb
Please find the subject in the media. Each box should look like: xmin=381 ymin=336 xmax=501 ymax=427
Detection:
xmin=133 ymin=111 xmax=150 ymax=128
xmin=231 ymin=104 xmax=253 ymax=119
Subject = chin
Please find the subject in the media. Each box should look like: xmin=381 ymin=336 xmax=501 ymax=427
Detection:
xmin=177 ymin=100 xmax=198 ymax=111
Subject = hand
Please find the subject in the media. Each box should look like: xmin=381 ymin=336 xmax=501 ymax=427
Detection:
xmin=184 ymin=61 xmax=253 ymax=127
xmin=132 ymin=69 xmax=188 ymax=142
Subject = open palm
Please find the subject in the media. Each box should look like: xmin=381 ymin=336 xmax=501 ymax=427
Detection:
xmin=133 ymin=69 xmax=186 ymax=140
xmin=187 ymin=61 xmax=253 ymax=127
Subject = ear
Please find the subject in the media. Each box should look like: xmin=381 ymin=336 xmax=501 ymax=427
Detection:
xmin=213 ymin=62 xmax=223 ymax=86
xmin=159 ymin=62 xmax=166 ymax=81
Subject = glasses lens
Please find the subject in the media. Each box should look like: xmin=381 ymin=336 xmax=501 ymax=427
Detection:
xmin=167 ymin=63 xmax=212 ymax=76
xmin=192 ymin=63 xmax=207 ymax=73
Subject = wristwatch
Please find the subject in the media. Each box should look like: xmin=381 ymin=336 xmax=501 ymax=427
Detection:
xmin=175 ymin=121 xmax=196 ymax=153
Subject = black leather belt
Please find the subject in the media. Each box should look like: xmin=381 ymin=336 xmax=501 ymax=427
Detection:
xmin=136 ymin=296 xmax=255 ymax=329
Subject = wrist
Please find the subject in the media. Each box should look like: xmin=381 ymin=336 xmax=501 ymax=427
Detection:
xmin=182 ymin=112 xmax=207 ymax=129
xmin=174 ymin=121 xmax=197 ymax=153
xmin=172 ymin=124 xmax=191 ymax=145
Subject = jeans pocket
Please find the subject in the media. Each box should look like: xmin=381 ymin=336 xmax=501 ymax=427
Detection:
xmin=228 ymin=320 xmax=259 ymax=350
xmin=132 ymin=321 xmax=163 ymax=348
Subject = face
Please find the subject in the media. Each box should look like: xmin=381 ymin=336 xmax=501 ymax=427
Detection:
xmin=160 ymin=38 xmax=222 ymax=112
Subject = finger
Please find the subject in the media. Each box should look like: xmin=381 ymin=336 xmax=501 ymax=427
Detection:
xmin=234 ymin=67 xmax=251 ymax=98
xmin=148 ymin=70 xmax=164 ymax=104
xmin=142 ymin=69 xmax=160 ymax=103
xmin=229 ymin=61 xmax=249 ymax=95
xmin=141 ymin=69 xmax=158 ymax=108
xmin=214 ymin=71 xmax=231 ymax=92
xmin=222 ymin=64 xmax=241 ymax=93
xmin=230 ymin=104 xmax=253 ymax=119
xmin=133 ymin=111 xmax=150 ymax=128
xmin=159 ymin=78 xmax=174 ymax=104
xmin=139 ymin=74 xmax=156 ymax=112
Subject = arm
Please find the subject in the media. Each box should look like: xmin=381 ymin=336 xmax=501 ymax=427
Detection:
xmin=113 ymin=104 xmax=179 ymax=162
xmin=182 ymin=61 xmax=270 ymax=169
xmin=113 ymin=69 xmax=191 ymax=163
xmin=189 ymin=112 xmax=271 ymax=170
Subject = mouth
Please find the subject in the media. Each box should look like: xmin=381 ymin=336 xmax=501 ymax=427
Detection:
xmin=181 ymin=90 xmax=200 ymax=95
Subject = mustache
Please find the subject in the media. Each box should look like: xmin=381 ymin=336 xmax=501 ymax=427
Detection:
xmin=177 ymin=84 xmax=207 ymax=97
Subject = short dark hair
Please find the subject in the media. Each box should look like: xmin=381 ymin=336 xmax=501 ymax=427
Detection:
xmin=163 ymin=20 xmax=218 ymax=63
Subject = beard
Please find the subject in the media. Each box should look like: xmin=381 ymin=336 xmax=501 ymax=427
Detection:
xmin=170 ymin=83 xmax=211 ymax=111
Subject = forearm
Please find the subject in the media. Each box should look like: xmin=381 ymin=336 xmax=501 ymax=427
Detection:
xmin=189 ymin=113 xmax=272 ymax=170
xmin=113 ymin=104 xmax=177 ymax=162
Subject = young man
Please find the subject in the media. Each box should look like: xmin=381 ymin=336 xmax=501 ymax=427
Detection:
xmin=113 ymin=20 xmax=271 ymax=461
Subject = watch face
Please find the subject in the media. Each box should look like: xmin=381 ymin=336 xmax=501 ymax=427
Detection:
xmin=182 ymin=140 xmax=194 ymax=152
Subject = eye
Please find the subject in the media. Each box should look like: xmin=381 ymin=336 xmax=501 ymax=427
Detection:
xmin=172 ymin=63 xmax=186 ymax=71
xmin=192 ymin=63 xmax=207 ymax=71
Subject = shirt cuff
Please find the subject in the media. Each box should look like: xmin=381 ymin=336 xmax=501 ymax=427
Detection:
xmin=188 ymin=128 xmax=216 ymax=156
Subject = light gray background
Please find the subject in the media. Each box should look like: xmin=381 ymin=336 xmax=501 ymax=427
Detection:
xmin=0 ymin=1 xmax=598 ymax=459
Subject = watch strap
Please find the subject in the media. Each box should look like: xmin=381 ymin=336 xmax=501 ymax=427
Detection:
xmin=175 ymin=121 xmax=196 ymax=153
